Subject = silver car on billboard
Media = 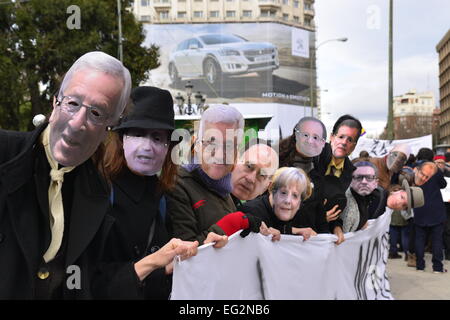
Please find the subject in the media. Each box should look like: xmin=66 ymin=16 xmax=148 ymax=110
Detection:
xmin=168 ymin=33 xmax=279 ymax=86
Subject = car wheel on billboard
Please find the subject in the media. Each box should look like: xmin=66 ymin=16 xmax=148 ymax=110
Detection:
xmin=257 ymin=70 xmax=273 ymax=79
xmin=169 ymin=63 xmax=181 ymax=86
xmin=203 ymin=58 xmax=221 ymax=87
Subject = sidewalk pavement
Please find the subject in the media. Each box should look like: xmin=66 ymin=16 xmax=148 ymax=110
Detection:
xmin=387 ymin=253 xmax=450 ymax=299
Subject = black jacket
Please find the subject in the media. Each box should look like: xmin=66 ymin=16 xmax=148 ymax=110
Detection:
xmin=240 ymin=195 xmax=294 ymax=234
xmin=92 ymin=168 xmax=171 ymax=300
xmin=315 ymin=143 xmax=356 ymax=231
xmin=315 ymin=143 xmax=356 ymax=192
xmin=292 ymin=167 xmax=331 ymax=234
xmin=241 ymin=193 xmax=329 ymax=234
xmin=0 ymin=124 xmax=112 ymax=299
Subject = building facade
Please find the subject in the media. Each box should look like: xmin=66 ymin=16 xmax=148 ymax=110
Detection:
xmin=437 ymin=29 xmax=450 ymax=144
xmin=393 ymin=89 xmax=437 ymax=140
xmin=132 ymin=0 xmax=315 ymax=30
xmin=131 ymin=0 xmax=317 ymax=140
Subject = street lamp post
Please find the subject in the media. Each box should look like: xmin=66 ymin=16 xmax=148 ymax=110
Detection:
xmin=317 ymin=89 xmax=328 ymax=120
xmin=175 ymin=81 xmax=207 ymax=116
xmin=310 ymin=37 xmax=348 ymax=117
xmin=117 ymin=0 xmax=123 ymax=62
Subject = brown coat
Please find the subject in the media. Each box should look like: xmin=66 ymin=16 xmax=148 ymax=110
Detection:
xmin=165 ymin=167 xmax=236 ymax=243
xmin=369 ymin=156 xmax=391 ymax=190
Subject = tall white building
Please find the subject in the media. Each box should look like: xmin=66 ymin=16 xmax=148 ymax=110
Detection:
xmin=132 ymin=0 xmax=315 ymax=30
xmin=393 ymin=89 xmax=437 ymax=139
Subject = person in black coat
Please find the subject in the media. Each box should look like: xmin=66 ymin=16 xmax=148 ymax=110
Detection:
xmin=92 ymin=86 xmax=205 ymax=299
xmin=278 ymin=117 xmax=331 ymax=235
xmin=236 ymin=167 xmax=316 ymax=240
xmin=0 ymin=52 xmax=132 ymax=299
xmin=340 ymin=161 xmax=382 ymax=233
xmin=413 ymin=162 xmax=447 ymax=272
xmin=316 ymin=114 xmax=362 ymax=244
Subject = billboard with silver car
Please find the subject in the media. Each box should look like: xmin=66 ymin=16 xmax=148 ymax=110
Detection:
xmin=143 ymin=23 xmax=315 ymax=106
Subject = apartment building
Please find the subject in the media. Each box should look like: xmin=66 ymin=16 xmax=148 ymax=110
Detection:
xmin=132 ymin=0 xmax=315 ymax=30
xmin=436 ymin=29 xmax=450 ymax=144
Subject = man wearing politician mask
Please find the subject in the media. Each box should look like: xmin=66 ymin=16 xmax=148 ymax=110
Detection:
xmin=278 ymin=117 xmax=331 ymax=236
xmin=370 ymin=144 xmax=411 ymax=190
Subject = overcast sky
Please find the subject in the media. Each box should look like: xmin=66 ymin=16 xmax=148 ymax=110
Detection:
xmin=315 ymin=0 xmax=449 ymax=137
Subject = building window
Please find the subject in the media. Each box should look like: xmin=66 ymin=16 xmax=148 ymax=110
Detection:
xmin=243 ymin=10 xmax=252 ymax=17
xmin=294 ymin=0 xmax=299 ymax=8
xmin=140 ymin=15 xmax=151 ymax=21
xmin=282 ymin=0 xmax=288 ymax=4
xmin=304 ymin=2 xmax=312 ymax=10
xmin=178 ymin=0 xmax=186 ymax=2
xmin=141 ymin=0 xmax=149 ymax=6
xmin=193 ymin=11 xmax=203 ymax=18
xmin=226 ymin=10 xmax=236 ymax=17
xmin=293 ymin=15 xmax=299 ymax=22
xmin=210 ymin=10 xmax=219 ymax=17
xmin=304 ymin=16 xmax=311 ymax=25
xmin=159 ymin=11 xmax=169 ymax=19
xmin=177 ymin=11 xmax=187 ymax=18
xmin=282 ymin=13 xmax=289 ymax=20
xmin=261 ymin=9 xmax=276 ymax=17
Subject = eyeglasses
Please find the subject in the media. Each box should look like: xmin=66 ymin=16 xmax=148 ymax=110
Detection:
xmin=244 ymin=163 xmax=274 ymax=182
xmin=56 ymin=96 xmax=110 ymax=126
xmin=334 ymin=134 xmax=357 ymax=145
xmin=416 ymin=169 xmax=431 ymax=180
xmin=294 ymin=129 xmax=325 ymax=144
xmin=124 ymin=129 xmax=169 ymax=148
xmin=202 ymin=139 xmax=236 ymax=153
xmin=352 ymin=175 xmax=377 ymax=182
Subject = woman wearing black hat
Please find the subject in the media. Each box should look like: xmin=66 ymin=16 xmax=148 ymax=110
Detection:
xmin=92 ymin=86 xmax=205 ymax=299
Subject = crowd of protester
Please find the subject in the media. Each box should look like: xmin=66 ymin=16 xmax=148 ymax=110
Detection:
xmin=0 ymin=51 xmax=447 ymax=300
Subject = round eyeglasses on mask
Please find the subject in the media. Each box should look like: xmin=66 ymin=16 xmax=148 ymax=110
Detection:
xmin=56 ymin=96 xmax=110 ymax=126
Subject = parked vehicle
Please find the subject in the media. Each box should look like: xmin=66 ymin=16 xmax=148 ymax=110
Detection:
xmin=168 ymin=33 xmax=279 ymax=86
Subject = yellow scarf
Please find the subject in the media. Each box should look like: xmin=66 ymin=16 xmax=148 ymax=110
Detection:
xmin=325 ymin=157 xmax=345 ymax=178
xmin=40 ymin=126 xmax=75 ymax=262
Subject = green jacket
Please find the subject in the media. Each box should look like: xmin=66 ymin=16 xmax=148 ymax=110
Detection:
xmin=166 ymin=167 xmax=236 ymax=243
xmin=390 ymin=209 xmax=408 ymax=227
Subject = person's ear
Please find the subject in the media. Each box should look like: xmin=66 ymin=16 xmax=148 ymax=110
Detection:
xmin=49 ymin=96 xmax=58 ymax=123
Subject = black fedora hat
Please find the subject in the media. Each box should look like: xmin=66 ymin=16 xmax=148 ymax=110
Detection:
xmin=114 ymin=86 xmax=175 ymax=131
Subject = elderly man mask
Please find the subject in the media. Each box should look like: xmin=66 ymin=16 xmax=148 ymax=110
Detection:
xmin=350 ymin=164 xmax=378 ymax=196
xmin=386 ymin=144 xmax=410 ymax=173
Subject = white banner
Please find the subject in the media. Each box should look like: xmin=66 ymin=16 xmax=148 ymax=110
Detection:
xmin=291 ymin=28 xmax=309 ymax=58
xmin=441 ymin=177 xmax=450 ymax=202
xmin=172 ymin=211 xmax=394 ymax=300
xmin=351 ymin=135 xmax=432 ymax=159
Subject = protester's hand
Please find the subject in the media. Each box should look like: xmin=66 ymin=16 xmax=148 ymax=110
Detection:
xmin=333 ymin=226 xmax=345 ymax=245
xmin=204 ymin=232 xmax=228 ymax=248
xmin=292 ymin=227 xmax=317 ymax=241
xmin=259 ymin=222 xmax=281 ymax=241
xmin=240 ymin=214 xmax=263 ymax=238
xmin=324 ymin=199 xmax=341 ymax=222
xmin=135 ymin=238 xmax=199 ymax=280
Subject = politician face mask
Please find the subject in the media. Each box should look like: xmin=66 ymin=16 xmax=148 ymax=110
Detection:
xmin=386 ymin=151 xmax=407 ymax=173
xmin=123 ymin=128 xmax=169 ymax=176
xmin=351 ymin=166 xmax=378 ymax=196
xmin=295 ymin=120 xmax=326 ymax=158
